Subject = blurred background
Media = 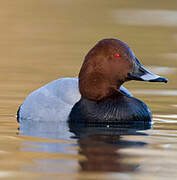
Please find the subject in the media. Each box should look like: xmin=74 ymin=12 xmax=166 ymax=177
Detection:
xmin=0 ymin=0 xmax=177 ymax=179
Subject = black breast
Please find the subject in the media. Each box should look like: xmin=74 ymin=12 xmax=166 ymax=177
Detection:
xmin=69 ymin=94 xmax=152 ymax=125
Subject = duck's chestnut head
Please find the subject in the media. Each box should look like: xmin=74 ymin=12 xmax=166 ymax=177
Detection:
xmin=79 ymin=39 xmax=167 ymax=101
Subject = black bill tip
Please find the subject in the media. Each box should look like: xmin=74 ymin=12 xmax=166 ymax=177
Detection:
xmin=149 ymin=77 xmax=168 ymax=83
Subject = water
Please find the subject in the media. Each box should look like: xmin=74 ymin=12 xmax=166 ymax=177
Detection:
xmin=0 ymin=0 xmax=177 ymax=179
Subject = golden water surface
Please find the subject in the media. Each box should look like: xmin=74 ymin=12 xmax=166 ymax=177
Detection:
xmin=0 ymin=0 xmax=177 ymax=179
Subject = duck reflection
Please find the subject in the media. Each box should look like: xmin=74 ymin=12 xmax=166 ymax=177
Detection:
xmin=69 ymin=122 xmax=151 ymax=173
xmin=18 ymin=121 xmax=151 ymax=173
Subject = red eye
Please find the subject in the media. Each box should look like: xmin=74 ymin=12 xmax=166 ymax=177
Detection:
xmin=114 ymin=52 xmax=120 ymax=58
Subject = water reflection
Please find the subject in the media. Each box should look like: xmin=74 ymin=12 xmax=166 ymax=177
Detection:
xmin=132 ymin=89 xmax=177 ymax=96
xmin=19 ymin=121 xmax=151 ymax=173
xmin=19 ymin=121 xmax=73 ymax=140
xmin=69 ymin=123 xmax=150 ymax=173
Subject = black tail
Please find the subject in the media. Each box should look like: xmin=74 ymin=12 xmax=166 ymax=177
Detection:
xmin=17 ymin=104 xmax=22 ymax=123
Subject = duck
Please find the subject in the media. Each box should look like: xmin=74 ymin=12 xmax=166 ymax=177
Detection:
xmin=17 ymin=38 xmax=168 ymax=123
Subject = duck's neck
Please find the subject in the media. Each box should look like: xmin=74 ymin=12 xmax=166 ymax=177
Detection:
xmin=79 ymin=72 xmax=122 ymax=101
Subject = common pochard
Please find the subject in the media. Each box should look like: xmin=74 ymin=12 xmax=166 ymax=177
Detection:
xmin=17 ymin=39 xmax=167 ymax=123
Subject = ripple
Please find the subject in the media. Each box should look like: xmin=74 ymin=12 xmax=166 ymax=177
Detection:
xmin=153 ymin=118 xmax=177 ymax=123
xmin=0 ymin=150 xmax=8 ymax=154
xmin=0 ymin=172 xmax=13 ymax=178
xmin=161 ymin=144 xmax=172 ymax=149
xmin=153 ymin=114 xmax=177 ymax=123
xmin=154 ymin=114 xmax=177 ymax=119
xmin=112 ymin=9 xmax=177 ymax=27
xmin=147 ymin=66 xmax=177 ymax=75
xmin=132 ymin=89 xmax=177 ymax=96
